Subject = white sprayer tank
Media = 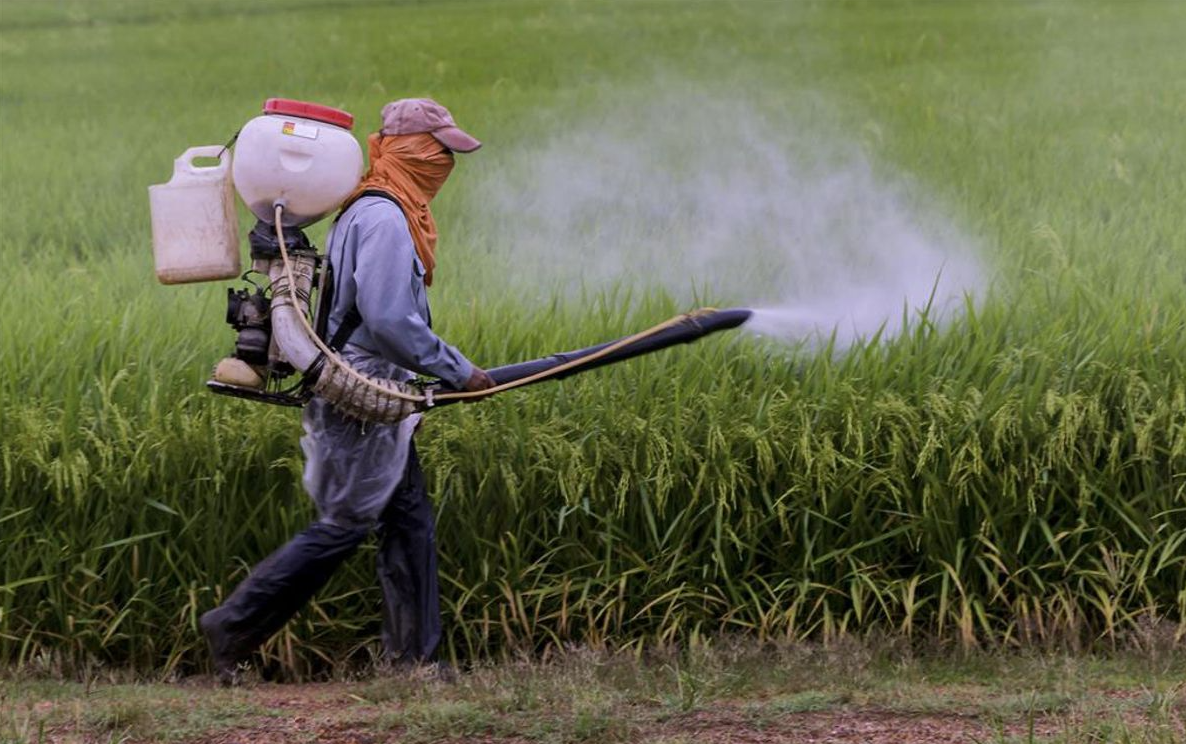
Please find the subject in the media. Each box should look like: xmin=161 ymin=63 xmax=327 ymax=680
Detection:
xmin=149 ymin=146 xmax=241 ymax=284
xmin=232 ymin=98 xmax=363 ymax=228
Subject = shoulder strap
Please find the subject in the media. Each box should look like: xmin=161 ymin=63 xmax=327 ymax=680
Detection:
xmin=328 ymin=306 xmax=363 ymax=351
xmin=338 ymin=188 xmax=400 ymax=216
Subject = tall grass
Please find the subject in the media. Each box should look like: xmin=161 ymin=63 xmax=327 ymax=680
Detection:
xmin=2 ymin=0 xmax=1185 ymax=676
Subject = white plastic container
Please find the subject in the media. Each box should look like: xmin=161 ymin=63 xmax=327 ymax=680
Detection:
xmin=232 ymin=99 xmax=363 ymax=228
xmin=149 ymin=146 xmax=241 ymax=285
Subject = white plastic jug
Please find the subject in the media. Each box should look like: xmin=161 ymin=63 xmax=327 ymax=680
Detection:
xmin=149 ymin=146 xmax=241 ymax=285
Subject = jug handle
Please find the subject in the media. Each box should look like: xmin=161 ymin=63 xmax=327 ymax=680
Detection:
xmin=176 ymin=145 xmax=229 ymax=175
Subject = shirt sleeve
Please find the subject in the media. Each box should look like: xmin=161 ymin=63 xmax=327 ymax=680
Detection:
xmin=351 ymin=206 xmax=474 ymax=388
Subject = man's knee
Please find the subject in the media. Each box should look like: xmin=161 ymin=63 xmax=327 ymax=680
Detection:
xmin=304 ymin=520 xmax=370 ymax=551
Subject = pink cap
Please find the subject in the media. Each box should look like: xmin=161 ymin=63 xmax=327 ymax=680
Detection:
xmin=380 ymin=98 xmax=481 ymax=153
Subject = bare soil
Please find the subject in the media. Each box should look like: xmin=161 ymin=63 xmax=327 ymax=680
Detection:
xmin=87 ymin=680 xmax=1167 ymax=744
xmin=12 ymin=649 xmax=1185 ymax=744
xmin=150 ymin=688 xmax=1055 ymax=744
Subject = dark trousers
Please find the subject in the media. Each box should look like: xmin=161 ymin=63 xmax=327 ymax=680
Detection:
xmin=205 ymin=446 xmax=441 ymax=663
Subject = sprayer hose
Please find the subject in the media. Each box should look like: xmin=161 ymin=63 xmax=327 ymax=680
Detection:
xmin=274 ymin=205 xmax=715 ymax=405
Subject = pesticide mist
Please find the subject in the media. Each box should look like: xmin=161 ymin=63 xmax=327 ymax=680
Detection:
xmin=470 ymin=88 xmax=984 ymax=347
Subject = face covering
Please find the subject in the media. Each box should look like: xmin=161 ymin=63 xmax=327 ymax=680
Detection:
xmin=344 ymin=132 xmax=455 ymax=286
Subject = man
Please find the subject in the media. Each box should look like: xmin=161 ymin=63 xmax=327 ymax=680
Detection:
xmin=200 ymin=98 xmax=494 ymax=684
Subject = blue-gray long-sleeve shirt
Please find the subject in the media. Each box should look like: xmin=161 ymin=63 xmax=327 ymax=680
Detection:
xmin=323 ymin=195 xmax=473 ymax=389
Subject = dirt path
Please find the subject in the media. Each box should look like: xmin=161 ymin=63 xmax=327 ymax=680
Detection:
xmin=112 ymin=680 xmax=1148 ymax=744
xmin=14 ymin=650 xmax=1185 ymax=744
xmin=174 ymin=697 xmax=1056 ymax=744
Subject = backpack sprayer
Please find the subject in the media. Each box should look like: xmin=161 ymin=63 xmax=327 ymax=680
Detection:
xmin=149 ymin=98 xmax=751 ymax=423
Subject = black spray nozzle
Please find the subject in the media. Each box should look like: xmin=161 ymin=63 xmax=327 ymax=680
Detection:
xmin=427 ymin=307 xmax=752 ymax=404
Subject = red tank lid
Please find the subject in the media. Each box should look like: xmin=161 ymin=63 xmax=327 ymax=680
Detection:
xmin=263 ymin=98 xmax=354 ymax=130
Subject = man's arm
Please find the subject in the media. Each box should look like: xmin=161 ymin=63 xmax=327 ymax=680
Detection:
xmin=351 ymin=207 xmax=479 ymax=389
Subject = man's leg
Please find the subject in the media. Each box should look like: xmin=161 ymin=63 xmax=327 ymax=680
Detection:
xmin=201 ymin=520 xmax=368 ymax=682
xmin=376 ymin=444 xmax=442 ymax=663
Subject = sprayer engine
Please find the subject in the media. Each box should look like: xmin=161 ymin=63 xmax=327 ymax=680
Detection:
xmin=204 ymin=219 xmax=327 ymax=407
xmin=225 ymin=286 xmax=270 ymax=366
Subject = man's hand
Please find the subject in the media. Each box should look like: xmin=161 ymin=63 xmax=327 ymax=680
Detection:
xmin=463 ymin=367 xmax=496 ymax=394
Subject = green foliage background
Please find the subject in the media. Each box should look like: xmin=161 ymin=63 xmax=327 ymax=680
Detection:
xmin=1 ymin=0 xmax=1184 ymax=676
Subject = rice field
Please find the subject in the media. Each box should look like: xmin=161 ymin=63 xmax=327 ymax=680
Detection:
xmin=1 ymin=0 xmax=1185 ymax=679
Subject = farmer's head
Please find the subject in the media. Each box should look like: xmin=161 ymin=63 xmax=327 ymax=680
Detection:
xmin=365 ymin=98 xmax=481 ymax=203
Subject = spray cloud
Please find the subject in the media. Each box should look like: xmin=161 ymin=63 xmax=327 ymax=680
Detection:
xmin=469 ymin=85 xmax=983 ymax=347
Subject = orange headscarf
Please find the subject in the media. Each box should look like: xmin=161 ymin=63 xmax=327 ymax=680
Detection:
xmin=344 ymin=132 xmax=454 ymax=286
